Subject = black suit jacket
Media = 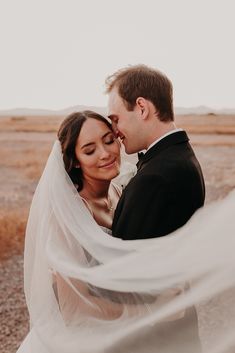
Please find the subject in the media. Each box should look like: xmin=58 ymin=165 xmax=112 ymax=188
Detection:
xmin=112 ymin=131 xmax=205 ymax=240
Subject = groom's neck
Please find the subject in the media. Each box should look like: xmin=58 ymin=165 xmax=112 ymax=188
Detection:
xmin=145 ymin=121 xmax=177 ymax=150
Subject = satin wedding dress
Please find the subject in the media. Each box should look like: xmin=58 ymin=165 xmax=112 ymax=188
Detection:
xmin=17 ymin=141 xmax=235 ymax=353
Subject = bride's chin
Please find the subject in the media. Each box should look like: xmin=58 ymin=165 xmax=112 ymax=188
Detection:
xmin=106 ymin=168 xmax=120 ymax=181
xmin=113 ymin=166 xmax=121 ymax=176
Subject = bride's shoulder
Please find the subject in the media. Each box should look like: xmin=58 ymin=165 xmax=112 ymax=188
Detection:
xmin=111 ymin=181 xmax=122 ymax=197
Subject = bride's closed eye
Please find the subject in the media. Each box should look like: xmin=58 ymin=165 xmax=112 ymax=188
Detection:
xmin=105 ymin=137 xmax=115 ymax=145
xmin=104 ymin=133 xmax=116 ymax=145
xmin=84 ymin=148 xmax=95 ymax=155
xmin=82 ymin=133 xmax=116 ymax=155
xmin=84 ymin=141 xmax=114 ymax=155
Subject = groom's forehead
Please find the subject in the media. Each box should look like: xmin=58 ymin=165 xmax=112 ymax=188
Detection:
xmin=108 ymin=91 xmax=128 ymax=118
xmin=108 ymin=89 xmax=123 ymax=107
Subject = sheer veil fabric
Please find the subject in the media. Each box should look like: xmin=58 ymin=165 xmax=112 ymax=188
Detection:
xmin=17 ymin=141 xmax=235 ymax=353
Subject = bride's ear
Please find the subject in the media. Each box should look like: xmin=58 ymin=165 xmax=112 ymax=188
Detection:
xmin=136 ymin=97 xmax=149 ymax=120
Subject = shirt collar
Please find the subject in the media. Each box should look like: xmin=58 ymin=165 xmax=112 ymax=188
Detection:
xmin=144 ymin=128 xmax=184 ymax=153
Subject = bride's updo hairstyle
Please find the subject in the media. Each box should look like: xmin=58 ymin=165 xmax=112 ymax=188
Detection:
xmin=58 ymin=110 xmax=112 ymax=191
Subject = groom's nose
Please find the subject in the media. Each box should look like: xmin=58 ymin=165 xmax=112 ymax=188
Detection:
xmin=112 ymin=126 xmax=120 ymax=138
xmin=111 ymin=121 xmax=119 ymax=137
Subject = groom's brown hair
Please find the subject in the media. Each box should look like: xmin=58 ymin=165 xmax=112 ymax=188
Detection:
xmin=105 ymin=64 xmax=174 ymax=122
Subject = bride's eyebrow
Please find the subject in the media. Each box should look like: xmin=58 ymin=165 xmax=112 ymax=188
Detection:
xmin=102 ymin=131 xmax=113 ymax=139
xmin=81 ymin=142 xmax=95 ymax=149
xmin=81 ymin=131 xmax=112 ymax=149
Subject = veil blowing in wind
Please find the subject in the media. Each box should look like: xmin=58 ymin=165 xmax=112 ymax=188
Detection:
xmin=17 ymin=140 xmax=235 ymax=353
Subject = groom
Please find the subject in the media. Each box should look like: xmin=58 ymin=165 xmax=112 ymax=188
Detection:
xmin=106 ymin=64 xmax=204 ymax=352
xmin=106 ymin=64 xmax=205 ymax=240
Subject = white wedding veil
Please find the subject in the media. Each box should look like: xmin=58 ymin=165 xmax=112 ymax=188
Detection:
xmin=18 ymin=141 xmax=235 ymax=353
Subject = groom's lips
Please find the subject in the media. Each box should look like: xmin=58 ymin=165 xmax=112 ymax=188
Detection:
xmin=116 ymin=130 xmax=125 ymax=142
xmin=119 ymin=134 xmax=125 ymax=142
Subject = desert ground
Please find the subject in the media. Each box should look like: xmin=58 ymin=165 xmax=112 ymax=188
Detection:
xmin=0 ymin=114 xmax=235 ymax=352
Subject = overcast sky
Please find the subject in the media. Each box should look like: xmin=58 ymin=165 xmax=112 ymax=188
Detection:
xmin=0 ymin=0 xmax=234 ymax=110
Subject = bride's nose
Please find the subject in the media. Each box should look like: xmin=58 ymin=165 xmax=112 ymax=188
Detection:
xmin=99 ymin=145 xmax=111 ymax=159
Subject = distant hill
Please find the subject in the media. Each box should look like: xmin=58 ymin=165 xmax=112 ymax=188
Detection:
xmin=0 ymin=105 xmax=234 ymax=116
xmin=174 ymin=106 xmax=235 ymax=115
xmin=0 ymin=105 xmax=106 ymax=117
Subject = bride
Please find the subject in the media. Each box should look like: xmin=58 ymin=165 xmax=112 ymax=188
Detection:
xmin=57 ymin=110 xmax=123 ymax=233
xmin=52 ymin=110 xmax=135 ymax=321
xmin=17 ymin=111 xmax=235 ymax=353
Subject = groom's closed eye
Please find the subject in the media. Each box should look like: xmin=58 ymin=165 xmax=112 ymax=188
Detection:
xmin=108 ymin=117 xmax=119 ymax=138
xmin=108 ymin=115 xmax=119 ymax=125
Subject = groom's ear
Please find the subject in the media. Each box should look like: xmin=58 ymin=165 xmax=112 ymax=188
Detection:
xmin=135 ymin=97 xmax=149 ymax=120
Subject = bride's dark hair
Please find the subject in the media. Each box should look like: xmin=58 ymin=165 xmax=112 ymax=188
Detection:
xmin=57 ymin=110 xmax=112 ymax=191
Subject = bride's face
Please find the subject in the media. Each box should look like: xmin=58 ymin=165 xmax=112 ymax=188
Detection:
xmin=75 ymin=118 xmax=121 ymax=182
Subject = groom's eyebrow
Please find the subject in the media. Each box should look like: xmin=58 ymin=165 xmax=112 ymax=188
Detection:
xmin=81 ymin=132 xmax=112 ymax=149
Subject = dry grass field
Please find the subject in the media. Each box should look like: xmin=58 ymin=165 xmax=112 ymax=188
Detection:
xmin=0 ymin=113 xmax=235 ymax=260
xmin=0 ymin=114 xmax=235 ymax=352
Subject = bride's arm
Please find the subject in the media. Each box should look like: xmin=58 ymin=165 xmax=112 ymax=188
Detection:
xmin=54 ymin=273 xmax=124 ymax=322
xmin=54 ymin=273 xmax=186 ymax=324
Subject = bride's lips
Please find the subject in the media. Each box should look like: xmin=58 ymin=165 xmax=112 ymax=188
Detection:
xmin=99 ymin=158 xmax=117 ymax=169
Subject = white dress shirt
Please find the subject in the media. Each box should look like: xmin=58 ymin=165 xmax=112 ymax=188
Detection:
xmin=142 ymin=128 xmax=184 ymax=154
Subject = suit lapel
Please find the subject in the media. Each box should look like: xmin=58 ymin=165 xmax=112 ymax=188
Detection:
xmin=137 ymin=131 xmax=189 ymax=171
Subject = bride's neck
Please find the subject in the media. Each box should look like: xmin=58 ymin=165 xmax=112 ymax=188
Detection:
xmin=79 ymin=178 xmax=111 ymax=200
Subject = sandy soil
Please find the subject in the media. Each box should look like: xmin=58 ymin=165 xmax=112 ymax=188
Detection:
xmin=0 ymin=114 xmax=235 ymax=352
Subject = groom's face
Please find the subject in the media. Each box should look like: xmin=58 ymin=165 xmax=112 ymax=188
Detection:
xmin=108 ymin=89 xmax=143 ymax=154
